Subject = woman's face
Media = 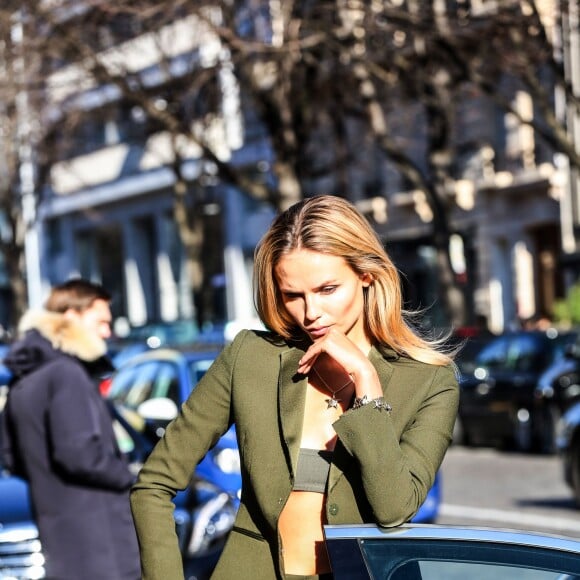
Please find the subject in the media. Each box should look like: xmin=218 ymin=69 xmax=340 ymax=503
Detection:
xmin=275 ymin=249 xmax=371 ymax=347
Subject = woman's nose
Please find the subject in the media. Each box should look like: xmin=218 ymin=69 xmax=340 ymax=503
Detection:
xmin=304 ymin=295 xmax=321 ymax=321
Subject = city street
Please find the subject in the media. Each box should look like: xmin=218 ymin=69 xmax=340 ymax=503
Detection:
xmin=438 ymin=444 xmax=580 ymax=538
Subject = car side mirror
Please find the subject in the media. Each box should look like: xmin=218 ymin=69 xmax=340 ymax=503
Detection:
xmin=137 ymin=397 xmax=179 ymax=422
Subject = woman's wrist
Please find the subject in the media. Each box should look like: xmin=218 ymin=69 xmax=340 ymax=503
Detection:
xmin=350 ymin=367 xmax=382 ymax=397
xmin=351 ymin=394 xmax=392 ymax=413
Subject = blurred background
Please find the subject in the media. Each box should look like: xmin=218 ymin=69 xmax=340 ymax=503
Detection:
xmin=1 ymin=1 xmax=580 ymax=578
xmin=0 ymin=0 xmax=577 ymax=339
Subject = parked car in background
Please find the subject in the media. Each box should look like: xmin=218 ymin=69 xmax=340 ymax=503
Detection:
xmin=108 ymin=319 xmax=225 ymax=369
xmin=106 ymin=347 xmax=242 ymax=502
xmin=323 ymin=523 xmax=580 ymax=579
xmin=106 ymin=346 xmax=240 ymax=578
xmin=452 ymin=332 xmax=497 ymax=378
xmin=556 ymin=399 xmax=580 ymax=507
xmin=534 ymin=336 xmax=580 ymax=453
xmin=456 ymin=329 xmax=577 ymax=452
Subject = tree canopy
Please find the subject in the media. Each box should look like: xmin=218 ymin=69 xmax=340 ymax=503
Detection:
xmin=0 ymin=0 xmax=577 ymax=327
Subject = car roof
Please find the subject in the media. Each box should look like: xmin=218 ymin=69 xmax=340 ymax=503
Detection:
xmin=324 ymin=523 xmax=580 ymax=554
xmin=119 ymin=344 xmax=223 ymax=365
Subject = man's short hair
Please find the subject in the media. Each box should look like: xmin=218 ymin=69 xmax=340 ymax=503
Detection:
xmin=44 ymin=279 xmax=111 ymax=314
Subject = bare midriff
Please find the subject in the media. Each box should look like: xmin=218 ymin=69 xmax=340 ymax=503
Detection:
xmin=279 ymin=368 xmax=355 ymax=575
xmin=279 ymin=490 xmax=330 ymax=575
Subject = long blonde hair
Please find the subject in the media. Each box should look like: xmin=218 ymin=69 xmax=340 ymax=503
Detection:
xmin=254 ymin=195 xmax=452 ymax=366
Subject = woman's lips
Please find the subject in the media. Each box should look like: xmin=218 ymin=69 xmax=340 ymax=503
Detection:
xmin=307 ymin=326 xmax=329 ymax=339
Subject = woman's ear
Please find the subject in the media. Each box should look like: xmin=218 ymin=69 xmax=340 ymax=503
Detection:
xmin=360 ymin=273 xmax=373 ymax=287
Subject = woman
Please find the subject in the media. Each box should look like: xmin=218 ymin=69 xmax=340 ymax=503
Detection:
xmin=130 ymin=195 xmax=459 ymax=580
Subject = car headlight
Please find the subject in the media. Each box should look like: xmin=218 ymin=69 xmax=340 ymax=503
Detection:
xmin=213 ymin=447 xmax=241 ymax=474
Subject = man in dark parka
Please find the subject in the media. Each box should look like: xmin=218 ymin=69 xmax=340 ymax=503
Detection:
xmin=0 ymin=279 xmax=140 ymax=580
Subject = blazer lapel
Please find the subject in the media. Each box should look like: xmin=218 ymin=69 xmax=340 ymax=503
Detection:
xmin=368 ymin=345 xmax=396 ymax=397
xmin=279 ymin=347 xmax=308 ymax=478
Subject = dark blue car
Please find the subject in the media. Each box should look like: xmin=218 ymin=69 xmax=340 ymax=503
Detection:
xmin=457 ymin=329 xmax=577 ymax=452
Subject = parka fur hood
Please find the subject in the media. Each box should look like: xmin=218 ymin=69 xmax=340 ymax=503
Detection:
xmin=5 ymin=310 xmax=108 ymax=380
xmin=19 ymin=309 xmax=107 ymax=361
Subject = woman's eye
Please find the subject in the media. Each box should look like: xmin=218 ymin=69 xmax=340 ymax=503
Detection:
xmin=321 ymin=286 xmax=337 ymax=294
xmin=283 ymin=292 xmax=301 ymax=300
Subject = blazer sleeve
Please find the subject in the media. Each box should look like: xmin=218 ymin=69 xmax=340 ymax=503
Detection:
xmin=130 ymin=333 xmax=243 ymax=580
xmin=332 ymin=363 xmax=459 ymax=526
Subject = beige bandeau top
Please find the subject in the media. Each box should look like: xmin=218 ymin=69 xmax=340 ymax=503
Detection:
xmin=293 ymin=448 xmax=333 ymax=493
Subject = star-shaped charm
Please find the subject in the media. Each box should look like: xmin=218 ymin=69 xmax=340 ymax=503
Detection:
xmin=326 ymin=397 xmax=340 ymax=409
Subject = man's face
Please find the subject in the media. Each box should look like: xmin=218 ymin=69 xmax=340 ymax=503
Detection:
xmin=67 ymin=298 xmax=112 ymax=340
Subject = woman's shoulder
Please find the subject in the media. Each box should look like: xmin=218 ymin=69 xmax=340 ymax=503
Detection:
xmin=230 ymin=328 xmax=290 ymax=351
xmin=217 ymin=328 xmax=294 ymax=376
xmin=374 ymin=344 xmax=457 ymax=380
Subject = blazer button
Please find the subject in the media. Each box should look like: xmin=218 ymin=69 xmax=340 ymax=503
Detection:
xmin=329 ymin=503 xmax=339 ymax=516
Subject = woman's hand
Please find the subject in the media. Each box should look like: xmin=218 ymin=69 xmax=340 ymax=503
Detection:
xmin=297 ymin=328 xmax=383 ymax=399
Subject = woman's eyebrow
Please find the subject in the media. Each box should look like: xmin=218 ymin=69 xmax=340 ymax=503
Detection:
xmin=280 ymin=280 xmax=339 ymax=293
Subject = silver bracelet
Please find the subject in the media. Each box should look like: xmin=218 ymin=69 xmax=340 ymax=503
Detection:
xmin=352 ymin=394 xmax=392 ymax=413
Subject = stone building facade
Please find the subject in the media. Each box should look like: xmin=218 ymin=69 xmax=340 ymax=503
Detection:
xmin=20 ymin=1 xmax=576 ymax=337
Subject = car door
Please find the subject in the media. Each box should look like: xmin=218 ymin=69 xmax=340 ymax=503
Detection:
xmin=324 ymin=524 xmax=580 ymax=580
xmin=459 ymin=335 xmax=512 ymax=441
xmin=478 ymin=333 xmax=543 ymax=430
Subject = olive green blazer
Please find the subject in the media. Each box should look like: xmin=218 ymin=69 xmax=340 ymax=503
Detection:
xmin=130 ymin=329 xmax=459 ymax=580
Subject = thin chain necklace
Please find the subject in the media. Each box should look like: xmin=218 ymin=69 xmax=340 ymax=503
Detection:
xmin=312 ymin=367 xmax=353 ymax=410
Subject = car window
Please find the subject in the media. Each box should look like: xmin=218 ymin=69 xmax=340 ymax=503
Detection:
xmin=506 ymin=334 xmax=543 ymax=372
xmin=187 ymin=358 xmax=215 ymax=390
xmin=393 ymin=560 xmax=568 ymax=579
xmin=108 ymin=361 xmax=180 ymax=408
xmin=112 ymin=418 xmax=136 ymax=454
xmin=108 ymin=364 xmax=146 ymax=405
xmin=149 ymin=362 xmax=180 ymax=405
xmin=361 ymin=539 xmax=580 ymax=579
xmin=475 ymin=337 xmax=510 ymax=369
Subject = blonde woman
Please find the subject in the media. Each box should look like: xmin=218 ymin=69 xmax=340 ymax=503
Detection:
xmin=131 ymin=195 xmax=459 ymax=580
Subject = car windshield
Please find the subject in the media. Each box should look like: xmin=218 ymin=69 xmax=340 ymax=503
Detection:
xmin=107 ymin=353 xmax=217 ymax=409
xmin=108 ymin=360 xmax=181 ymax=408
xmin=474 ymin=332 xmax=576 ymax=373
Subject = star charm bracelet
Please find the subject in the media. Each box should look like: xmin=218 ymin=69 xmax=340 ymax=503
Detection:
xmin=352 ymin=395 xmax=392 ymax=413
